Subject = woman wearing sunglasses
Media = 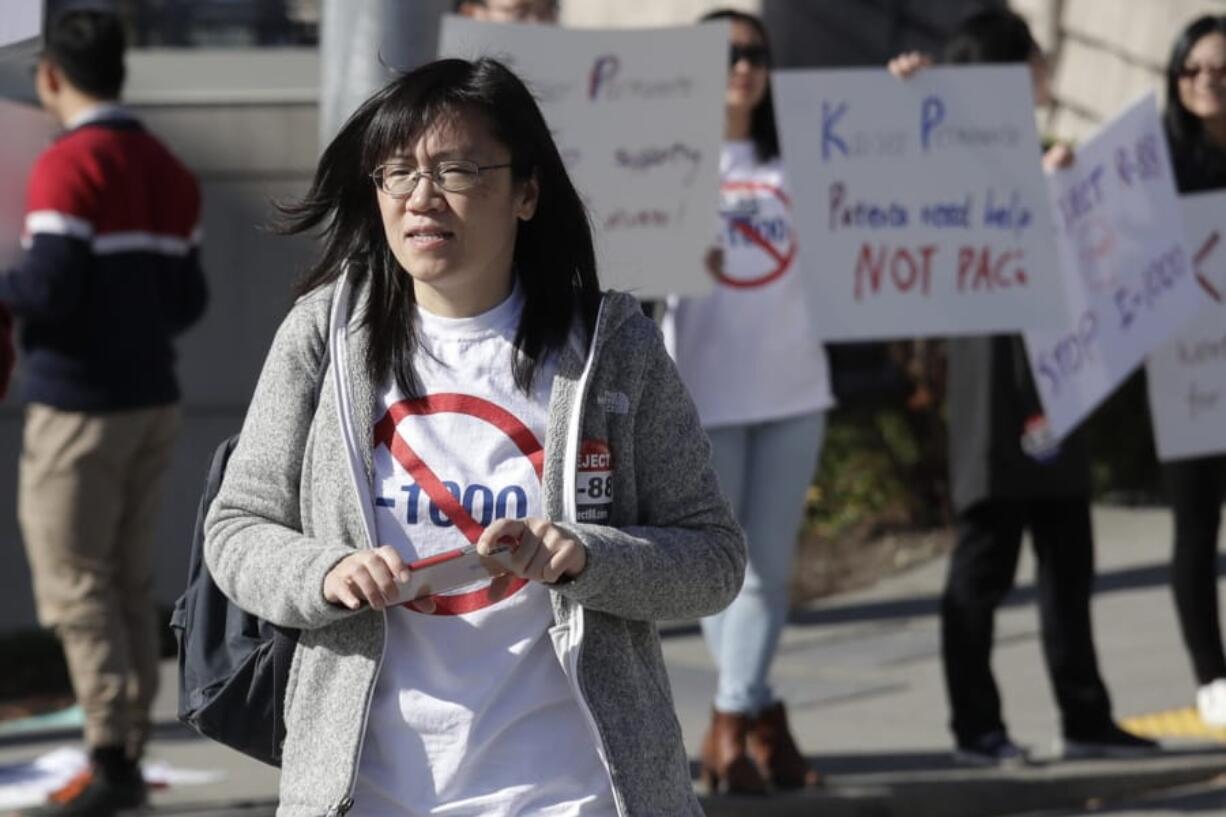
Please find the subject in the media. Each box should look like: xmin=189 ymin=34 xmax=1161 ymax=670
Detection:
xmin=662 ymin=8 xmax=832 ymax=796
xmin=1161 ymin=14 xmax=1226 ymax=728
xmin=205 ymin=57 xmax=744 ymax=817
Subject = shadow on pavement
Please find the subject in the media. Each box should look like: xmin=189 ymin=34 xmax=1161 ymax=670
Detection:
xmin=779 ymin=557 xmax=1226 ymax=631
xmin=0 ymin=720 xmax=200 ymax=751
xmin=693 ymin=746 xmax=1226 ymax=817
xmin=690 ymin=745 xmax=1226 ymax=782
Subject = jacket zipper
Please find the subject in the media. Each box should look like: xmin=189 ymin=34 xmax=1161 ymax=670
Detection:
xmin=563 ymin=613 xmax=627 ymax=817
xmin=328 ymin=272 xmax=386 ymax=817
xmin=325 ymin=797 xmax=353 ymax=817
xmin=558 ymin=298 xmax=628 ymax=817
xmin=329 ymin=283 xmax=624 ymax=816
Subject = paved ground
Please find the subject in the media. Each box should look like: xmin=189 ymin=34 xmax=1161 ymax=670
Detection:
xmin=666 ymin=505 xmax=1226 ymax=816
xmin=2 ymin=505 xmax=1225 ymax=816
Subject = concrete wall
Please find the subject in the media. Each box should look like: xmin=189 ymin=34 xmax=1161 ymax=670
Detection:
xmin=1018 ymin=0 xmax=1226 ymax=141
xmin=0 ymin=50 xmax=320 ymax=633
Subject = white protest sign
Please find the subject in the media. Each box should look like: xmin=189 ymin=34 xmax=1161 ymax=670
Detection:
xmin=1146 ymin=190 xmax=1226 ymax=461
xmin=438 ymin=15 xmax=725 ymax=297
xmin=771 ymin=65 xmax=1066 ymax=340
xmin=1024 ymin=93 xmax=1201 ymax=440
xmin=0 ymin=99 xmax=51 ymax=268
xmin=1 ymin=0 xmax=41 ymax=50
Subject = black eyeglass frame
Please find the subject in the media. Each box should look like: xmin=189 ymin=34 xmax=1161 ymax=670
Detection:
xmin=370 ymin=160 xmax=515 ymax=197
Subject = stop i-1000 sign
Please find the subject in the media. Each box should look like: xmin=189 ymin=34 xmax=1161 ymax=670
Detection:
xmin=715 ymin=179 xmax=797 ymax=290
xmin=373 ymin=393 xmax=543 ymax=615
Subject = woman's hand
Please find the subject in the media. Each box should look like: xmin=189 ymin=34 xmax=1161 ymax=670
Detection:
xmin=887 ymin=51 xmax=934 ymax=79
xmin=1042 ymin=142 xmax=1075 ymax=172
xmin=323 ymin=545 xmax=411 ymax=611
xmin=477 ymin=517 xmax=588 ymax=585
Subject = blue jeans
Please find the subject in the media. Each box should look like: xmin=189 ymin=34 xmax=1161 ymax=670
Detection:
xmin=702 ymin=411 xmax=827 ymax=714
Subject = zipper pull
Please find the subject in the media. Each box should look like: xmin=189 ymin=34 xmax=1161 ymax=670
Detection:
xmin=328 ymin=796 xmax=355 ymax=816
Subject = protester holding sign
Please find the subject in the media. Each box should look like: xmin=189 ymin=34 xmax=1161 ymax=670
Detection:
xmin=890 ymin=9 xmax=1157 ymax=767
xmin=204 ymin=57 xmax=744 ymax=817
xmin=662 ymin=9 xmax=832 ymax=796
xmin=1159 ymin=14 xmax=1226 ymax=727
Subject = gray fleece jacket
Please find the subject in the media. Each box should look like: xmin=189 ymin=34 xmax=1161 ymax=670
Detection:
xmin=204 ymin=275 xmax=746 ymax=817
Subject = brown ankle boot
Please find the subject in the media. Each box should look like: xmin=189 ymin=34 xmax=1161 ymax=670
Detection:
xmin=699 ymin=709 xmax=769 ymax=795
xmin=747 ymin=702 xmax=822 ymax=789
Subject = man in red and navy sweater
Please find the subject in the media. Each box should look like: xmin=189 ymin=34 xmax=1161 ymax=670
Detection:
xmin=2 ymin=10 xmax=207 ymax=817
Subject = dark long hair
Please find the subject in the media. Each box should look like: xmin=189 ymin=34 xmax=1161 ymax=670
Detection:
xmin=701 ymin=9 xmax=779 ymax=163
xmin=278 ymin=58 xmax=600 ymax=398
xmin=943 ymin=8 xmax=1039 ymax=65
xmin=1164 ymin=15 xmax=1226 ymax=191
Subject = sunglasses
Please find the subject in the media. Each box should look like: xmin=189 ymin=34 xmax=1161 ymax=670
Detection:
xmin=729 ymin=44 xmax=769 ymax=69
xmin=1178 ymin=63 xmax=1226 ymax=80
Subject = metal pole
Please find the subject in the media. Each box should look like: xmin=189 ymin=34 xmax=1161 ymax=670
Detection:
xmin=318 ymin=0 xmax=451 ymax=146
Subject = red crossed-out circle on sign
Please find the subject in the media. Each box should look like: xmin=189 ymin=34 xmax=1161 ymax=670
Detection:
xmin=715 ymin=179 xmax=797 ymax=290
xmin=373 ymin=393 xmax=544 ymax=616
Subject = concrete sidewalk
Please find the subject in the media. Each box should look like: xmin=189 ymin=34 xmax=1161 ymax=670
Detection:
xmin=665 ymin=505 xmax=1226 ymax=816
xmin=2 ymin=505 xmax=1225 ymax=816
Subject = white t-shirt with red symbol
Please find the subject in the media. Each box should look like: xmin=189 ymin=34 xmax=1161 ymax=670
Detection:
xmin=351 ymin=285 xmax=615 ymax=817
xmin=662 ymin=140 xmax=835 ymax=429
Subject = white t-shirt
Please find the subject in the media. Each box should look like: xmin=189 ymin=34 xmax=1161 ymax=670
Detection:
xmin=662 ymin=140 xmax=835 ymax=429
xmin=351 ymin=286 xmax=615 ymax=817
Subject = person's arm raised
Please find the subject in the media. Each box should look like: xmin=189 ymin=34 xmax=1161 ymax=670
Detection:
xmin=1042 ymin=143 xmax=1076 ymax=172
xmin=887 ymin=51 xmax=934 ymax=79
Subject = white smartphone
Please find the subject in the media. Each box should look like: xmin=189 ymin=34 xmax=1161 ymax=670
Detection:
xmin=392 ymin=543 xmax=514 ymax=603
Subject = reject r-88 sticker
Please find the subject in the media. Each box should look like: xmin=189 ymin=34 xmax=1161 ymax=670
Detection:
xmin=576 ymin=439 xmax=614 ymax=523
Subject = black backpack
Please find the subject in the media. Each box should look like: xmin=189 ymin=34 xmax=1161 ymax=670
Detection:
xmin=170 ymin=343 xmax=330 ymax=767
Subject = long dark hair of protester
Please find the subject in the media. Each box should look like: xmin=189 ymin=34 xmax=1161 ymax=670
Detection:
xmin=276 ymin=58 xmax=600 ymax=397
xmin=700 ymin=8 xmax=779 ymax=162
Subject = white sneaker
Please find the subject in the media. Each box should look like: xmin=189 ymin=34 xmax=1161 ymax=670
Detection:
xmin=1197 ymin=678 xmax=1226 ymax=727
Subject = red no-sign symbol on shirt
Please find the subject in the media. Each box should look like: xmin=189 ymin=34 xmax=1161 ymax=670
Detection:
xmin=373 ymin=393 xmax=544 ymax=615
xmin=716 ymin=179 xmax=797 ymax=290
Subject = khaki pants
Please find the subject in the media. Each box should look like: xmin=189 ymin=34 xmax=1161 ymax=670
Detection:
xmin=18 ymin=403 xmax=180 ymax=756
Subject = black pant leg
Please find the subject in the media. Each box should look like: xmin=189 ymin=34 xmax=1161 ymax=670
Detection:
xmin=1167 ymin=456 xmax=1226 ymax=685
xmin=942 ymin=499 xmax=1026 ymax=745
xmin=1027 ymin=496 xmax=1114 ymax=739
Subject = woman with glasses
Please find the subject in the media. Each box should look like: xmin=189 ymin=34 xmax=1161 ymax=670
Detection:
xmin=204 ymin=57 xmax=744 ymax=817
xmin=662 ymin=8 xmax=832 ymax=796
xmin=1162 ymin=14 xmax=1226 ymax=728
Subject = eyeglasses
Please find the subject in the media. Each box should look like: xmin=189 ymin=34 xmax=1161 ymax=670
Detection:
xmin=1178 ymin=63 xmax=1226 ymax=81
xmin=729 ymin=44 xmax=769 ymax=69
xmin=371 ymin=160 xmax=514 ymax=197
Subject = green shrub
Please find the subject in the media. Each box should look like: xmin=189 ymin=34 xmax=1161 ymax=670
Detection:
xmin=805 ymin=405 xmax=951 ymax=540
